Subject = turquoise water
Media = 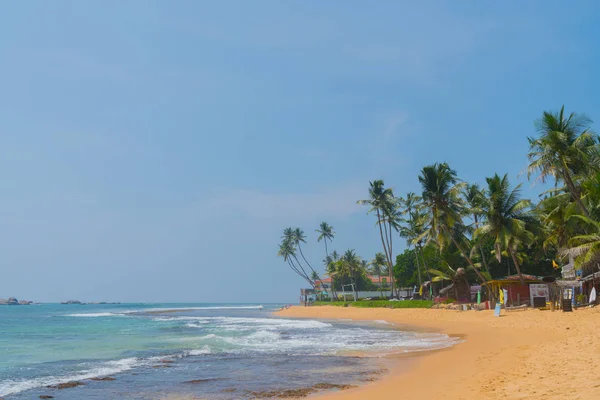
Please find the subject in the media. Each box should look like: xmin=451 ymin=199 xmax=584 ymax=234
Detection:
xmin=0 ymin=303 xmax=459 ymax=399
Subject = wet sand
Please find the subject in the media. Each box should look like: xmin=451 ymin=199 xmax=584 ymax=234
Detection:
xmin=277 ymin=305 xmax=600 ymax=400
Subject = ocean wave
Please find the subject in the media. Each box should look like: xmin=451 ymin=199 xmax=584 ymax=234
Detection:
xmin=65 ymin=312 xmax=125 ymax=318
xmin=137 ymin=305 xmax=264 ymax=314
xmin=0 ymin=349 xmax=212 ymax=397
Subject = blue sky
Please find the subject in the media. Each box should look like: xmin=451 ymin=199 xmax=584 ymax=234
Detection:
xmin=1 ymin=1 xmax=599 ymax=303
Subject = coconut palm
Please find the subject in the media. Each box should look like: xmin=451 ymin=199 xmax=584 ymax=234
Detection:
xmin=527 ymin=106 xmax=599 ymax=217
xmin=290 ymin=227 xmax=327 ymax=291
xmin=357 ymin=180 xmax=397 ymax=297
xmin=463 ymin=183 xmax=490 ymax=272
xmin=564 ymin=215 xmax=600 ymax=275
xmin=282 ymin=227 xmax=327 ymax=295
xmin=474 ymin=174 xmax=535 ymax=285
xmin=418 ymin=163 xmax=493 ymax=296
xmin=370 ymin=252 xmax=388 ymax=299
xmin=277 ymin=239 xmax=314 ymax=288
xmin=316 ymin=222 xmax=335 ymax=256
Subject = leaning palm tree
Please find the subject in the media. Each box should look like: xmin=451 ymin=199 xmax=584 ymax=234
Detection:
xmin=277 ymin=239 xmax=314 ymax=288
xmin=527 ymin=106 xmax=599 ymax=217
xmin=418 ymin=163 xmax=494 ymax=297
xmin=316 ymin=222 xmax=335 ymax=256
xmin=474 ymin=174 xmax=535 ymax=285
xmin=357 ymin=180 xmax=397 ymax=297
xmin=282 ymin=227 xmax=328 ymax=296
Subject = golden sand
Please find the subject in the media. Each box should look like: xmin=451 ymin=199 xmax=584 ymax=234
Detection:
xmin=276 ymin=306 xmax=600 ymax=400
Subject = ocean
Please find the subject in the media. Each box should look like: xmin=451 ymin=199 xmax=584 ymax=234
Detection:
xmin=0 ymin=303 xmax=459 ymax=399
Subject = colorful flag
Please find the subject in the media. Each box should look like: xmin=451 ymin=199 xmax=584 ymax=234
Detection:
xmin=419 ymin=285 xmax=423 ymax=296
xmin=499 ymin=287 xmax=504 ymax=304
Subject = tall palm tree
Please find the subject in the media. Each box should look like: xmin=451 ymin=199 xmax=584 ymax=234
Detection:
xmin=316 ymin=222 xmax=335 ymax=256
xmin=277 ymin=239 xmax=314 ymax=288
xmin=474 ymin=174 xmax=535 ymax=285
xmin=399 ymin=193 xmax=427 ymax=287
xmin=370 ymin=252 xmax=387 ymax=299
xmin=418 ymin=163 xmax=494 ymax=297
xmin=282 ymin=227 xmax=327 ymax=295
xmin=463 ymin=183 xmax=490 ymax=272
xmin=527 ymin=106 xmax=599 ymax=217
xmin=325 ymin=250 xmax=340 ymax=299
xmin=357 ymin=180 xmax=397 ymax=297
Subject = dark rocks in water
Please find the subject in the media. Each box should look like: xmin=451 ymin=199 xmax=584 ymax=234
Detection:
xmin=61 ymin=300 xmax=83 ymax=305
xmin=184 ymin=378 xmax=221 ymax=384
xmin=312 ymin=383 xmax=355 ymax=390
xmin=39 ymin=396 xmax=55 ymax=399
xmin=152 ymin=364 xmax=171 ymax=368
xmin=47 ymin=381 xmax=85 ymax=389
xmin=247 ymin=383 xmax=356 ymax=398
xmin=90 ymin=376 xmax=116 ymax=381
xmin=0 ymin=297 xmax=20 ymax=305
xmin=0 ymin=298 xmax=33 ymax=305
xmin=159 ymin=359 xmax=174 ymax=364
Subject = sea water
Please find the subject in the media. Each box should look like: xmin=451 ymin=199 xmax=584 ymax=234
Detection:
xmin=0 ymin=303 xmax=459 ymax=399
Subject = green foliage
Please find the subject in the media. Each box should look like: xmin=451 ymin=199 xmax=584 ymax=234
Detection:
xmin=279 ymin=106 xmax=600 ymax=292
xmin=312 ymin=300 xmax=433 ymax=309
xmin=393 ymin=249 xmax=418 ymax=287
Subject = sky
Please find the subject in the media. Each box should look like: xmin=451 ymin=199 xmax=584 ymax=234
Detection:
xmin=1 ymin=1 xmax=600 ymax=303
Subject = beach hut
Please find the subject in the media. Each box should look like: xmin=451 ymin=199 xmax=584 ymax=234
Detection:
xmin=580 ymin=271 xmax=600 ymax=305
xmin=488 ymin=274 xmax=543 ymax=308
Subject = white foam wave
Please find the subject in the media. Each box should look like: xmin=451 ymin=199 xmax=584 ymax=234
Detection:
xmin=0 ymin=349 xmax=214 ymax=397
xmin=140 ymin=305 xmax=264 ymax=313
xmin=65 ymin=313 xmax=124 ymax=318
xmin=0 ymin=357 xmax=140 ymax=396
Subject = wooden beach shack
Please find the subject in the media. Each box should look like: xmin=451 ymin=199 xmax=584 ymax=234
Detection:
xmin=488 ymin=274 xmax=543 ymax=308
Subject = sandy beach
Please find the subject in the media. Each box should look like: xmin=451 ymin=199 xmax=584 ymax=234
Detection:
xmin=276 ymin=306 xmax=600 ymax=400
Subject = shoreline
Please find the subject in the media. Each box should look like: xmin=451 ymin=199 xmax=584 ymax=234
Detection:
xmin=276 ymin=305 xmax=600 ymax=400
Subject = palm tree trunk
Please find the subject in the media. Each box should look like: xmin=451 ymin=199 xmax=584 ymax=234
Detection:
xmin=508 ymin=247 xmax=526 ymax=286
xmin=474 ymin=215 xmax=490 ymax=272
xmin=562 ymin=165 xmax=590 ymax=217
xmin=444 ymin=226 xmax=496 ymax=301
xmin=379 ymin=274 xmax=383 ymax=299
xmin=376 ymin=209 xmax=394 ymax=298
xmin=419 ymin=245 xmax=432 ymax=282
xmin=388 ymin=221 xmax=398 ymax=298
xmin=292 ymin=255 xmax=314 ymax=288
xmin=413 ymin=246 xmax=422 ymax=286
xmin=298 ymin=244 xmax=329 ymax=298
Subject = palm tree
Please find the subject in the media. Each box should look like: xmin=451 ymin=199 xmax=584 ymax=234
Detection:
xmin=564 ymin=215 xmax=600 ymax=276
xmin=316 ymin=222 xmax=335 ymax=256
xmin=357 ymin=180 xmax=397 ymax=297
xmin=325 ymin=251 xmax=340 ymax=299
xmin=289 ymin=227 xmax=328 ymax=295
xmin=527 ymin=106 xmax=599 ymax=217
xmin=418 ymin=163 xmax=494 ymax=297
xmin=399 ymin=193 xmax=427 ymax=288
xmin=370 ymin=252 xmax=387 ymax=299
xmin=277 ymin=239 xmax=314 ymax=288
xmin=343 ymin=250 xmax=362 ymax=299
xmin=474 ymin=174 xmax=535 ymax=285
xmin=463 ymin=183 xmax=490 ymax=272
